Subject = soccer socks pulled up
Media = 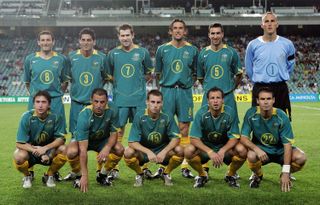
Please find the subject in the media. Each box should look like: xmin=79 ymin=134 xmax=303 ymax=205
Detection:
xmin=104 ymin=153 xmax=122 ymax=172
xmin=67 ymin=156 xmax=81 ymax=174
xmin=227 ymin=155 xmax=246 ymax=176
xmin=96 ymin=152 xmax=103 ymax=171
xmin=124 ymin=157 xmax=143 ymax=175
xmin=248 ymin=160 xmax=263 ymax=177
xmin=164 ymin=155 xmax=184 ymax=174
xmin=47 ymin=154 xmax=67 ymax=176
xmin=187 ymin=155 xmax=207 ymax=177
xmin=14 ymin=160 xmax=30 ymax=176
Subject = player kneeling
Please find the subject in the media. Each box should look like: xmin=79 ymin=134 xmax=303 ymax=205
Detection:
xmin=185 ymin=87 xmax=247 ymax=188
xmin=240 ymin=87 xmax=306 ymax=192
xmin=13 ymin=91 xmax=67 ymax=189
xmin=67 ymin=88 xmax=124 ymax=192
xmin=124 ymin=90 xmax=184 ymax=187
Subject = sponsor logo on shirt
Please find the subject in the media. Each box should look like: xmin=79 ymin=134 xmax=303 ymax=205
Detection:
xmin=183 ymin=51 xmax=190 ymax=59
xmin=132 ymin=53 xmax=140 ymax=61
xmin=221 ymin=54 xmax=228 ymax=62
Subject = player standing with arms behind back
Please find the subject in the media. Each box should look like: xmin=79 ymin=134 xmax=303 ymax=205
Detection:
xmin=155 ymin=19 xmax=198 ymax=178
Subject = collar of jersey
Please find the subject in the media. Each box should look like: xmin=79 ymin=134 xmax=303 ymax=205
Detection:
xmin=256 ymin=106 xmax=277 ymax=115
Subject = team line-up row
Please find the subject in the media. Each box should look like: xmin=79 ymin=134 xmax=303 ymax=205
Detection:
xmin=14 ymin=13 xmax=305 ymax=192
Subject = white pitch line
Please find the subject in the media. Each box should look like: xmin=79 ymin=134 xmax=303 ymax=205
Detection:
xmin=292 ymin=105 xmax=320 ymax=111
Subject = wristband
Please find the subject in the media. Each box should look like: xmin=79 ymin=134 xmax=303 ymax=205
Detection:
xmin=282 ymin=165 xmax=291 ymax=173
xmin=207 ymin=150 xmax=213 ymax=155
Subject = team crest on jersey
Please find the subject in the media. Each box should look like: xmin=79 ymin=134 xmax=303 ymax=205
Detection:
xmin=132 ymin=53 xmax=140 ymax=61
xmin=52 ymin=61 xmax=59 ymax=68
xmin=183 ymin=51 xmax=190 ymax=59
xmin=221 ymin=54 xmax=228 ymax=62
xmin=208 ymin=131 xmax=221 ymax=143
xmin=159 ymin=119 xmax=165 ymax=128
xmin=92 ymin=61 xmax=99 ymax=68
xmin=90 ymin=130 xmax=104 ymax=141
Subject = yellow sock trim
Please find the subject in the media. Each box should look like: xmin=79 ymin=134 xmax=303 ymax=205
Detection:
xmin=14 ymin=160 xmax=30 ymax=176
xmin=47 ymin=154 xmax=67 ymax=176
xmin=202 ymin=162 xmax=209 ymax=169
xmin=180 ymin=136 xmax=190 ymax=145
xmin=164 ymin=155 xmax=183 ymax=174
xmin=227 ymin=155 xmax=246 ymax=176
xmin=104 ymin=153 xmax=122 ymax=171
xmin=187 ymin=155 xmax=206 ymax=177
xmin=124 ymin=157 xmax=143 ymax=174
xmin=68 ymin=156 xmax=80 ymax=173
xmin=118 ymin=136 xmax=123 ymax=143
xmin=248 ymin=160 xmax=263 ymax=177
xmin=181 ymin=158 xmax=189 ymax=169
xmin=96 ymin=152 xmax=103 ymax=171
xmin=142 ymin=163 xmax=149 ymax=170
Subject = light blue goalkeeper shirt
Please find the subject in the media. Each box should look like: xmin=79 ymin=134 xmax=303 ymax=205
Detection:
xmin=245 ymin=35 xmax=295 ymax=83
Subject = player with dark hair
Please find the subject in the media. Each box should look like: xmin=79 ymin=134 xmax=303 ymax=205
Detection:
xmin=240 ymin=87 xmax=306 ymax=192
xmin=155 ymin=18 xmax=198 ymax=178
xmin=64 ymin=28 xmax=108 ymax=181
xmin=13 ymin=90 xmax=67 ymax=188
xmin=124 ymin=90 xmax=184 ymax=187
xmin=68 ymin=88 xmax=124 ymax=192
xmin=245 ymin=12 xmax=295 ymax=121
xmin=185 ymin=87 xmax=246 ymax=188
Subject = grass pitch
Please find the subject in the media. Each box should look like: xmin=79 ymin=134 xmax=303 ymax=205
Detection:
xmin=0 ymin=102 xmax=319 ymax=205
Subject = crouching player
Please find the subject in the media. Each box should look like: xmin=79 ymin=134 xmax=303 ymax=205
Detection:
xmin=67 ymin=88 xmax=124 ymax=192
xmin=240 ymin=87 xmax=306 ymax=192
xmin=13 ymin=90 xmax=67 ymax=188
xmin=124 ymin=90 xmax=184 ymax=186
xmin=185 ymin=87 xmax=247 ymax=188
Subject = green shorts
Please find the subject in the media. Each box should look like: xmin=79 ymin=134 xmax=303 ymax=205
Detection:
xmin=199 ymin=147 xmax=232 ymax=165
xmin=27 ymin=148 xmax=56 ymax=167
xmin=139 ymin=145 xmax=170 ymax=166
xmin=118 ymin=106 xmax=145 ymax=127
xmin=28 ymin=96 xmax=67 ymax=133
xmin=69 ymin=100 xmax=89 ymax=133
xmin=201 ymin=91 xmax=239 ymax=123
xmin=161 ymin=86 xmax=193 ymax=122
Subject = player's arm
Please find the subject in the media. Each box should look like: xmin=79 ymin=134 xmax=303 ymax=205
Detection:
xmin=217 ymin=138 xmax=238 ymax=159
xmin=157 ymin=137 xmax=180 ymax=163
xmin=78 ymin=140 xmax=89 ymax=192
xmin=128 ymin=141 xmax=157 ymax=163
xmin=33 ymin=137 xmax=64 ymax=156
xmin=97 ymin=132 xmax=117 ymax=163
xmin=281 ymin=143 xmax=292 ymax=192
xmin=244 ymin=41 xmax=254 ymax=80
xmin=16 ymin=142 xmax=36 ymax=153
xmin=191 ymin=137 xmax=223 ymax=168
xmin=240 ymin=135 xmax=268 ymax=162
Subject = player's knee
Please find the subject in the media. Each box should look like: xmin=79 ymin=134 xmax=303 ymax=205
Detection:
xmin=184 ymin=144 xmax=196 ymax=159
xmin=235 ymin=142 xmax=247 ymax=158
xmin=56 ymin=145 xmax=67 ymax=154
xmin=66 ymin=147 xmax=78 ymax=159
xmin=114 ymin=143 xmax=125 ymax=156
xmin=13 ymin=149 xmax=28 ymax=165
xmin=247 ymin=150 xmax=258 ymax=162
xmin=293 ymin=149 xmax=307 ymax=166
xmin=174 ymin=145 xmax=184 ymax=157
xmin=124 ymin=147 xmax=135 ymax=159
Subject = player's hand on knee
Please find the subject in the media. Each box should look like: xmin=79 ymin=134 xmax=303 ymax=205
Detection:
xmin=147 ymin=151 xmax=157 ymax=163
xmin=255 ymin=149 xmax=268 ymax=162
xmin=41 ymin=154 xmax=50 ymax=164
xmin=280 ymin=173 xmax=291 ymax=192
xmin=156 ymin=152 xmax=166 ymax=163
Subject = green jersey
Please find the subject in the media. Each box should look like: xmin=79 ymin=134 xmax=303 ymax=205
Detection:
xmin=190 ymin=104 xmax=240 ymax=151
xmin=241 ymin=107 xmax=294 ymax=155
xmin=23 ymin=51 xmax=68 ymax=97
xmin=128 ymin=109 xmax=180 ymax=152
xmin=16 ymin=110 xmax=65 ymax=146
xmin=107 ymin=45 xmax=153 ymax=107
xmin=197 ymin=44 xmax=242 ymax=94
xmin=155 ymin=42 xmax=198 ymax=88
xmin=74 ymin=102 xmax=119 ymax=151
xmin=67 ymin=49 xmax=108 ymax=104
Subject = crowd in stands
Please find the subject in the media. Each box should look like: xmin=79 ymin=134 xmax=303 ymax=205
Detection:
xmin=0 ymin=34 xmax=319 ymax=96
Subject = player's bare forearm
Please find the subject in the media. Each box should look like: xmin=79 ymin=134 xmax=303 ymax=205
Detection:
xmin=190 ymin=137 xmax=213 ymax=154
xmin=283 ymin=143 xmax=292 ymax=166
xmin=61 ymin=82 xmax=68 ymax=92
xmin=234 ymin=73 xmax=243 ymax=88
xmin=240 ymin=135 xmax=259 ymax=152
xmin=161 ymin=138 xmax=180 ymax=155
xmin=129 ymin=142 xmax=153 ymax=155
xmin=42 ymin=138 xmax=64 ymax=153
xmin=219 ymin=138 xmax=238 ymax=155
xmin=79 ymin=141 xmax=89 ymax=177
xmin=16 ymin=142 xmax=35 ymax=153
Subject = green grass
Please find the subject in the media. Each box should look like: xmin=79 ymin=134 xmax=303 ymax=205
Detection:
xmin=1 ymin=102 xmax=320 ymax=205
